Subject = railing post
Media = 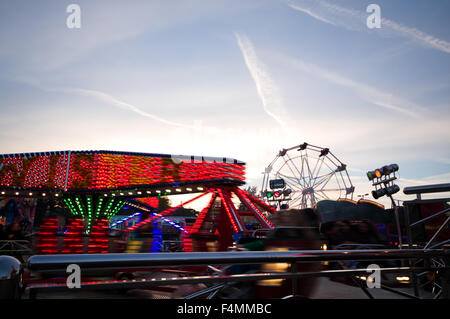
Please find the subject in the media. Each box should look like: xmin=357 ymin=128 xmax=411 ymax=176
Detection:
xmin=291 ymin=262 xmax=298 ymax=298
xmin=441 ymin=256 xmax=450 ymax=299
xmin=405 ymin=204 xmax=420 ymax=297
xmin=410 ymin=258 xmax=420 ymax=298
xmin=388 ymin=194 xmax=403 ymax=249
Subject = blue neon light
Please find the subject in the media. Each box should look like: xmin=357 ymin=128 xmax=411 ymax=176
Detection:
xmin=110 ymin=212 xmax=142 ymax=228
xmin=150 ymin=213 xmax=163 ymax=253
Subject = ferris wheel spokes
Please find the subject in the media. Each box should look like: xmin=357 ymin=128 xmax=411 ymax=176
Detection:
xmin=282 ymin=155 xmax=307 ymax=189
xmin=261 ymin=143 xmax=355 ymax=209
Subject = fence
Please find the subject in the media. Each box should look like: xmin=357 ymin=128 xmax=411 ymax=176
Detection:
xmin=0 ymin=240 xmax=33 ymax=256
xmin=25 ymin=248 xmax=449 ymax=299
xmin=403 ymin=183 xmax=450 ymax=250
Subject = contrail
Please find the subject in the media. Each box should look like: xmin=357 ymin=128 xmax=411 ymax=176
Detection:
xmin=58 ymin=87 xmax=193 ymax=129
xmin=16 ymin=76 xmax=193 ymax=128
xmin=381 ymin=19 xmax=450 ymax=54
xmin=287 ymin=1 xmax=337 ymax=26
xmin=280 ymin=54 xmax=424 ymax=118
xmin=235 ymin=33 xmax=289 ymax=129
xmin=287 ymin=0 xmax=450 ymax=54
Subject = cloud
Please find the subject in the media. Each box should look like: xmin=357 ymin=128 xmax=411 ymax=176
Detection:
xmin=235 ymin=33 xmax=290 ymax=129
xmin=401 ymin=172 xmax=450 ymax=186
xmin=17 ymin=77 xmax=194 ymax=129
xmin=278 ymin=53 xmax=424 ymax=118
xmin=381 ymin=17 xmax=450 ymax=54
xmin=287 ymin=0 xmax=450 ymax=54
xmin=287 ymin=2 xmax=337 ymax=26
xmin=0 ymin=1 xmax=262 ymax=73
xmin=59 ymin=87 xmax=194 ymax=129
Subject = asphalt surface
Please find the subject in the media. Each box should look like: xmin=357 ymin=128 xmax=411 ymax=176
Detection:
xmin=26 ymin=276 xmax=434 ymax=299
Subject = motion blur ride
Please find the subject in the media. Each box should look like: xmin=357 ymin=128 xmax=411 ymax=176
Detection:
xmin=0 ymin=149 xmax=448 ymax=299
xmin=0 ymin=150 xmax=276 ymax=253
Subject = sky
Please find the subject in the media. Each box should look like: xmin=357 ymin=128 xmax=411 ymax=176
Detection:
xmin=0 ymin=0 xmax=449 ymax=208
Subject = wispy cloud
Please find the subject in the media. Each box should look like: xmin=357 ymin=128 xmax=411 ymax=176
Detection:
xmin=0 ymin=1 xmax=259 ymax=73
xmin=278 ymin=53 xmax=424 ymax=118
xmin=235 ymin=33 xmax=289 ymax=129
xmin=18 ymin=77 xmax=193 ymax=129
xmin=61 ymin=88 xmax=192 ymax=128
xmin=381 ymin=17 xmax=450 ymax=54
xmin=400 ymin=172 xmax=450 ymax=185
xmin=287 ymin=0 xmax=450 ymax=54
xmin=287 ymin=2 xmax=337 ymax=26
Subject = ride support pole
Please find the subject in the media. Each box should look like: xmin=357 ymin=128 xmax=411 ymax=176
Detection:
xmin=389 ymin=195 xmax=403 ymax=249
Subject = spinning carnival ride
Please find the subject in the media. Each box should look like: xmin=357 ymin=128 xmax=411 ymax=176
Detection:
xmin=261 ymin=143 xmax=355 ymax=209
xmin=0 ymin=150 xmax=275 ymax=252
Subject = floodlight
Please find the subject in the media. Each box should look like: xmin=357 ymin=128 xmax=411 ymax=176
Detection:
xmin=371 ymin=188 xmax=386 ymax=199
xmin=385 ymin=184 xmax=400 ymax=196
xmin=367 ymin=163 xmax=399 ymax=181
xmin=382 ymin=164 xmax=399 ymax=175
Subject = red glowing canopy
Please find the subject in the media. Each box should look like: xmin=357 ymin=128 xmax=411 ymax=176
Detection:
xmin=0 ymin=150 xmax=245 ymax=196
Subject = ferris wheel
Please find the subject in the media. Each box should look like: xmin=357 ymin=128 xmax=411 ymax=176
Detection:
xmin=261 ymin=143 xmax=355 ymax=209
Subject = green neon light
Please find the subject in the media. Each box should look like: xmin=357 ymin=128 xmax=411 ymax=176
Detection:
xmin=63 ymin=196 xmax=125 ymax=235
xmin=64 ymin=198 xmax=79 ymax=216
xmin=86 ymin=196 xmax=93 ymax=234
xmin=104 ymin=197 xmax=115 ymax=218
xmin=107 ymin=200 xmax=125 ymax=220
xmin=95 ymin=197 xmax=104 ymax=218
xmin=75 ymin=196 xmax=86 ymax=217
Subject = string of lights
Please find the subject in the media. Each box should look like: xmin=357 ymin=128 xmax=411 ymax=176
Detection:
xmin=0 ymin=151 xmax=246 ymax=196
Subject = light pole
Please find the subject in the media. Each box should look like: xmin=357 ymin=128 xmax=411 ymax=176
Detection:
xmin=367 ymin=164 xmax=403 ymax=249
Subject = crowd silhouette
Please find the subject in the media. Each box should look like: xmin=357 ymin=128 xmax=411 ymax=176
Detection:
xmin=320 ymin=219 xmax=386 ymax=248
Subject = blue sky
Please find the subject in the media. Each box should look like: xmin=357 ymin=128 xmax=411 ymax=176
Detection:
xmin=0 ymin=0 xmax=449 ymax=207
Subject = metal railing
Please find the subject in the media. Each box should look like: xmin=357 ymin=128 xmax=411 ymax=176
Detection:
xmin=403 ymin=183 xmax=450 ymax=199
xmin=0 ymin=240 xmax=32 ymax=255
xmin=403 ymin=182 xmax=450 ymax=250
xmin=402 ymin=183 xmax=450 ymax=298
xmin=25 ymin=248 xmax=450 ymax=299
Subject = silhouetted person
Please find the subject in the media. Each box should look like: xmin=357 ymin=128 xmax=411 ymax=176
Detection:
xmin=0 ymin=224 xmax=6 ymax=240
xmin=322 ymin=222 xmax=343 ymax=247
xmin=5 ymin=222 xmax=25 ymax=240
xmin=354 ymin=220 xmax=383 ymax=245
xmin=335 ymin=220 xmax=360 ymax=244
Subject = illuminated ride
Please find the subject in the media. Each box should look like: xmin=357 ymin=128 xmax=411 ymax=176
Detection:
xmin=261 ymin=143 xmax=355 ymax=209
xmin=1 ymin=151 xmax=448 ymax=299
xmin=0 ymin=150 xmax=276 ymax=253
